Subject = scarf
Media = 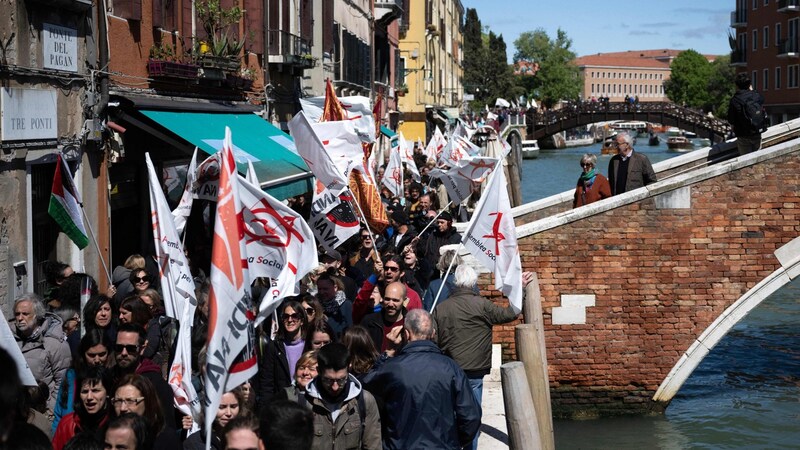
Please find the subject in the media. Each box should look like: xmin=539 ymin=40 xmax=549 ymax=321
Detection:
xmin=580 ymin=169 xmax=596 ymax=189
xmin=322 ymin=290 xmax=347 ymax=316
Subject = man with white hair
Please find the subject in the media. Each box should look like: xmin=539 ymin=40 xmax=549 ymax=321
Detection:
xmin=13 ymin=293 xmax=71 ymax=416
xmin=432 ymin=266 xmax=535 ymax=450
xmin=607 ymin=131 xmax=657 ymax=195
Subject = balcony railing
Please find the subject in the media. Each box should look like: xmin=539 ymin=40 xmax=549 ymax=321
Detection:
xmin=730 ymin=49 xmax=747 ymax=66
xmin=266 ymin=30 xmax=314 ymax=68
xmin=778 ymin=38 xmax=800 ymax=57
xmin=730 ymin=10 xmax=747 ymax=27
xmin=778 ymin=0 xmax=800 ymax=12
xmin=375 ymin=0 xmax=403 ymax=23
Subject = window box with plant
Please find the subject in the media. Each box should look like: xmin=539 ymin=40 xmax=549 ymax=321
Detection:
xmin=395 ymin=84 xmax=408 ymax=96
xmin=147 ymin=43 xmax=200 ymax=79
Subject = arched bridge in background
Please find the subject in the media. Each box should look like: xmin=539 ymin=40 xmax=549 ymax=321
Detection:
xmin=522 ymin=101 xmax=732 ymax=142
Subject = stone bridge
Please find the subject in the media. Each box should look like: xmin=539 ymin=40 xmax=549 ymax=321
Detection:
xmin=471 ymin=120 xmax=800 ymax=418
xmin=524 ymin=101 xmax=732 ymax=142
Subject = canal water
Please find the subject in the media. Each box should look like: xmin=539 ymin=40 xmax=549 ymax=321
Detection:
xmin=520 ymin=138 xmax=800 ymax=449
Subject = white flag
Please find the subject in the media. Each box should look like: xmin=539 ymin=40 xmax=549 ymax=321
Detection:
xmin=461 ymin=165 xmax=523 ymax=313
xmin=430 ymin=156 xmax=498 ymax=204
xmin=204 ymin=127 xmax=257 ymax=443
xmin=145 ymin=153 xmax=201 ymax=420
xmin=397 ymin=131 xmax=420 ymax=182
xmin=309 ymin=180 xmax=360 ymax=252
xmin=246 ymin=160 xmax=259 ymax=186
xmin=238 ymin=175 xmax=319 ymax=324
xmin=424 ymin=126 xmax=446 ymax=163
xmin=383 ymin=147 xmax=404 ymax=198
xmin=172 ymin=148 xmax=197 ymax=235
xmin=311 ymin=120 xmax=368 ymax=183
xmin=288 ymin=112 xmax=350 ymax=194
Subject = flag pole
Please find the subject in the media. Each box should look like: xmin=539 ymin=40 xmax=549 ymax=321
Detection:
xmin=416 ymin=201 xmax=454 ymax=237
xmin=429 ymin=242 xmax=464 ymax=312
xmin=348 ymin=185 xmax=380 ymax=261
xmin=80 ymin=207 xmax=112 ymax=284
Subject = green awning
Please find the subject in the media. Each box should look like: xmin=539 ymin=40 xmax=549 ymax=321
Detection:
xmin=140 ymin=110 xmax=312 ymax=200
xmin=380 ymin=125 xmax=396 ymax=138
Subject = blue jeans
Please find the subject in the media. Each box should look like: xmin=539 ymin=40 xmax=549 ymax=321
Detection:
xmin=466 ymin=376 xmax=484 ymax=450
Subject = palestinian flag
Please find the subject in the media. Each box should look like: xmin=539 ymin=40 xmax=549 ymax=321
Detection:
xmin=48 ymin=154 xmax=89 ymax=249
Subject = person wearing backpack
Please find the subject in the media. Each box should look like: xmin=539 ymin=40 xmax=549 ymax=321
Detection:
xmin=729 ymin=72 xmax=767 ymax=156
xmin=295 ymin=342 xmax=381 ymax=450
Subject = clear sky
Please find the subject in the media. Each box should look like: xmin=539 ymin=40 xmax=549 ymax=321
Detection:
xmin=460 ymin=0 xmax=732 ymax=61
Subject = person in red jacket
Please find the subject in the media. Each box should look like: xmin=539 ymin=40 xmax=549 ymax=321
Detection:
xmin=52 ymin=366 xmax=113 ymax=450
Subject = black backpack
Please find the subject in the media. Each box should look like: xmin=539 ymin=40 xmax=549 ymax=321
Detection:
xmin=741 ymin=96 xmax=767 ymax=132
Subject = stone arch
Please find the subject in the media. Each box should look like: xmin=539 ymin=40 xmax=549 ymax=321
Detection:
xmin=652 ymin=235 xmax=800 ymax=406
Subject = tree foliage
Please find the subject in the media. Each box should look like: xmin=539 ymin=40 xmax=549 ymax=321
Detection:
xmin=462 ymin=8 xmax=515 ymax=109
xmin=664 ymin=50 xmax=734 ymax=118
xmin=663 ymin=50 xmax=712 ymax=107
xmin=512 ymin=28 xmax=580 ymax=108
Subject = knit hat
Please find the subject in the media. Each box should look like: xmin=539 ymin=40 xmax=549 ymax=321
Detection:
xmin=391 ymin=209 xmax=409 ymax=225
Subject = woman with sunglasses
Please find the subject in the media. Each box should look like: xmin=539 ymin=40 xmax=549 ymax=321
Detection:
xmin=573 ymin=153 xmax=611 ymax=208
xmin=52 ymin=366 xmax=114 ymax=450
xmin=129 ymin=269 xmax=153 ymax=296
xmin=257 ymin=299 xmax=308 ymax=404
xmin=299 ymin=294 xmax=323 ymax=324
xmin=112 ymin=373 xmax=179 ymax=449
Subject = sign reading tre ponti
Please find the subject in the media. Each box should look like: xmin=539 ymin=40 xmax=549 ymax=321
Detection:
xmin=1 ymin=88 xmax=58 ymax=141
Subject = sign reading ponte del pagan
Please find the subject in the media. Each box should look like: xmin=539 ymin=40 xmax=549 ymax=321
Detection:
xmin=43 ymin=23 xmax=78 ymax=72
xmin=1 ymin=88 xmax=58 ymax=141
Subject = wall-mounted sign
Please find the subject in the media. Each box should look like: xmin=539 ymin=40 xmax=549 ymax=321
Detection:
xmin=1 ymin=88 xmax=58 ymax=141
xmin=43 ymin=23 xmax=78 ymax=72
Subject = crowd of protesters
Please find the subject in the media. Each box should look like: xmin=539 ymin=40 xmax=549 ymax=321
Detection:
xmin=3 ymin=133 xmax=535 ymax=449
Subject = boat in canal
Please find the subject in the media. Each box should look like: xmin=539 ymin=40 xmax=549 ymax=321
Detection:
xmin=648 ymin=132 xmax=660 ymax=146
xmin=666 ymin=135 xmax=694 ymax=152
xmin=521 ymin=139 xmax=540 ymax=159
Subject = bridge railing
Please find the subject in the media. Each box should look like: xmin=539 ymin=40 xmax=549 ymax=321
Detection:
xmin=496 ymin=118 xmax=800 ymax=226
xmin=526 ymin=101 xmax=731 ymax=141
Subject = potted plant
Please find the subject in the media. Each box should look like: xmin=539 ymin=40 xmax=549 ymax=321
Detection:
xmin=195 ymin=0 xmax=245 ymax=73
xmin=395 ymin=84 xmax=408 ymax=97
xmin=147 ymin=42 xmax=199 ymax=79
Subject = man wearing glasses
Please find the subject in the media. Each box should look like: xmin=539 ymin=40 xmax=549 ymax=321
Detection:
xmin=114 ymin=323 xmax=177 ymax=429
xmin=607 ymin=132 xmax=657 ymax=195
xmin=302 ymin=343 xmax=381 ymax=449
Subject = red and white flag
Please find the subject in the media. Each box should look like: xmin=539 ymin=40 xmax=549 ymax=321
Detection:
xmin=288 ymin=112 xmax=350 ymax=194
xmin=145 ymin=153 xmax=201 ymax=422
xmin=383 ymin=146 xmax=404 ymax=198
xmin=309 ymin=180 xmax=360 ymax=252
xmin=461 ymin=165 xmax=523 ymax=313
xmin=430 ymin=155 xmax=498 ymax=204
xmin=397 ymin=131 xmax=420 ymax=182
xmin=425 ymin=126 xmax=446 ymax=162
xmin=172 ymin=148 xmax=198 ymax=236
xmin=238 ymin=176 xmax=318 ymax=324
xmin=203 ymin=127 xmax=257 ymax=443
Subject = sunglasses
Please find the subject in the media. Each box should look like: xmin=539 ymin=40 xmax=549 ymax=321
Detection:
xmin=115 ymin=344 xmax=139 ymax=354
xmin=361 ymin=235 xmax=371 ymax=240
xmin=133 ymin=276 xmax=150 ymax=283
xmin=304 ymin=307 xmax=315 ymax=316
xmin=320 ymin=376 xmax=348 ymax=387
xmin=283 ymin=313 xmax=301 ymax=321
xmin=385 ymin=266 xmax=400 ymax=272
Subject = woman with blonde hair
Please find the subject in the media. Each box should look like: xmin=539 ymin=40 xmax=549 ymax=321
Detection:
xmin=573 ymin=153 xmax=611 ymax=208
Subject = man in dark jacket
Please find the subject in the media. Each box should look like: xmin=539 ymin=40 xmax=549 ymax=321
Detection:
xmin=728 ymin=72 xmax=766 ymax=156
xmin=360 ymin=282 xmax=406 ymax=352
xmin=363 ymin=309 xmax=481 ymax=450
xmin=419 ymin=211 xmax=461 ymax=274
xmin=607 ymin=132 xmax=657 ymax=195
xmin=432 ymin=266 xmax=534 ymax=450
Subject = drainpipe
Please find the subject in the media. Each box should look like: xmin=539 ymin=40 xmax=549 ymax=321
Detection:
xmin=369 ymin=1 xmax=375 ymax=103
xmin=94 ymin=0 xmax=109 ymax=122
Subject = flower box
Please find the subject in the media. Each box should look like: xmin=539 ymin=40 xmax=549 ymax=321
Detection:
xmin=147 ymin=59 xmax=200 ymax=79
xmin=198 ymin=55 xmax=241 ymax=72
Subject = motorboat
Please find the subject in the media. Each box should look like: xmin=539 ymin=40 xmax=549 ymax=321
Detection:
xmin=666 ymin=136 xmax=693 ymax=152
xmin=601 ymin=135 xmax=618 ymax=155
xmin=521 ymin=140 xmax=540 ymax=159
xmin=648 ymin=132 xmax=660 ymax=146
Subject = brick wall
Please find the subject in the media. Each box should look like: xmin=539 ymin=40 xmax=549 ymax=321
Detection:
xmin=484 ymin=150 xmax=800 ymax=418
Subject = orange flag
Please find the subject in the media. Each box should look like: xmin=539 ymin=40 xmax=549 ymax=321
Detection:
xmin=321 ymin=80 xmax=389 ymax=234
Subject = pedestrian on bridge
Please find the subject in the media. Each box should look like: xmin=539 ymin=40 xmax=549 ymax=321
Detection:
xmin=729 ymin=72 xmax=767 ymax=156
xmin=608 ymin=132 xmax=657 ymax=195
xmin=574 ymin=153 xmax=612 ymax=208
